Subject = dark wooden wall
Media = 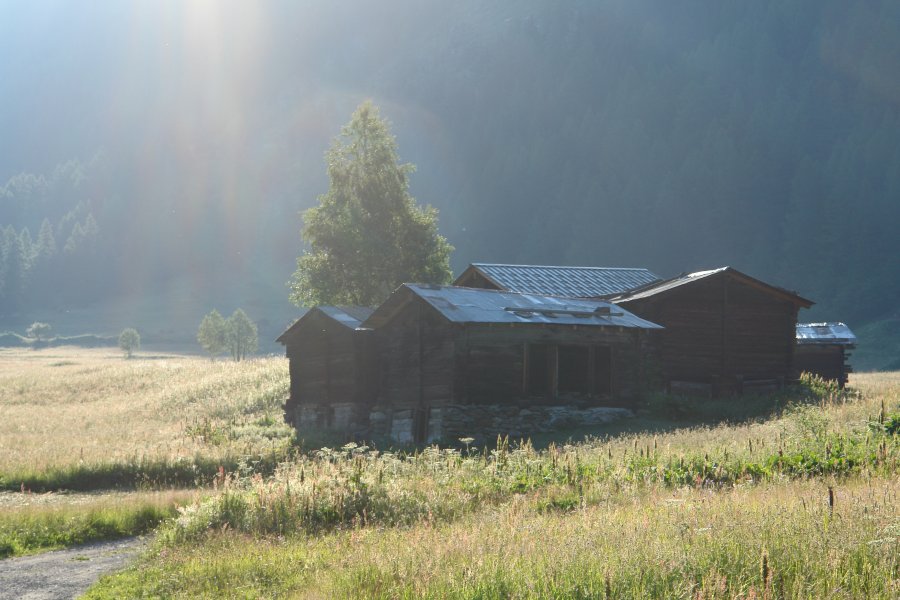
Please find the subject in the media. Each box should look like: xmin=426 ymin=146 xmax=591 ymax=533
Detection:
xmin=375 ymin=297 xmax=656 ymax=414
xmin=454 ymin=270 xmax=500 ymax=290
xmin=795 ymin=345 xmax=851 ymax=388
xmin=374 ymin=300 xmax=456 ymax=412
xmin=618 ymin=274 xmax=799 ymax=394
xmin=283 ymin=311 xmax=376 ymax=427
xmin=457 ymin=324 xmax=652 ymax=408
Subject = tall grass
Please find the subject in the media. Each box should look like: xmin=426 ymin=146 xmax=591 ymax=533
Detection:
xmin=82 ymin=371 xmax=898 ymax=598
xmin=86 ymin=478 xmax=900 ymax=599
xmin=0 ymin=348 xmax=291 ymax=490
xmin=0 ymin=491 xmax=193 ymax=558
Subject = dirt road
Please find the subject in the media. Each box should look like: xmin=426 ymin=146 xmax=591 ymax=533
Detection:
xmin=0 ymin=537 xmax=146 ymax=600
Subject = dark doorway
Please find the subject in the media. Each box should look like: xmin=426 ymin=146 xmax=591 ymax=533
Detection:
xmin=593 ymin=346 xmax=612 ymax=395
xmin=526 ymin=344 xmax=552 ymax=395
xmin=558 ymin=345 xmax=590 ymax=393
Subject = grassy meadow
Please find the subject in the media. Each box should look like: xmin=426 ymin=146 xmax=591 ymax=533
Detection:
xmin=84 ymin=371 xmax=898 ymax=598
xmin=1 ymin=347 xmax=897 ymax=596
xmin=0 ymin=347 xmax=292 ymax=491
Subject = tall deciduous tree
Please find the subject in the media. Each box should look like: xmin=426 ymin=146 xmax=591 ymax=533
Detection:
xmin=118 ymin=328 xmax=140 ymax=358
xmin=226 ymin=309 xmax=258 ymax=362
xmin=197 ymin=309 xmax=227 ymax=360
xmin=289 ymin=101 xmax=453 ymax=307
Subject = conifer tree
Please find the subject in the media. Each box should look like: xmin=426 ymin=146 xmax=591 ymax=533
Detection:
xmin=36 ymin=218 xmax=57 ymax=262
xmin=289 ymin=101 xmax=453 ymax=307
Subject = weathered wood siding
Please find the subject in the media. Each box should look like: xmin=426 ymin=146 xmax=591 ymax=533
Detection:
xmin=454 ymin=270 xmax=501 ymax=290
xmin=794 ymin=345 xmax=851 ymax=388
xmin=283 ymin=311 xmax=375 ymax=431
xmin=457 ymin=324 xmax=653 ymax=408
xmin=372 ymin=298 xmax=657 ymax=442
xmin=374 ymin=300 xmax=456 ymax=410
xmin=618 ymin=274 xmax=799 ymax=394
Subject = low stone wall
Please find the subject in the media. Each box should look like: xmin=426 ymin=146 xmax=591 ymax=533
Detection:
xmin=436 ymin=404 xmax=633 ymax=443
xmin=369 ymin=404 xmax=633 ymax=444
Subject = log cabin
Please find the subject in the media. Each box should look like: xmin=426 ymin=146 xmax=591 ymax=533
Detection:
xmin=359 ymin=284 xmax=663 ymax=443
xmin=794 ymin=322 xmax=856 ymax=388
xmin=276 ymin=306 xmax=375 ymax=436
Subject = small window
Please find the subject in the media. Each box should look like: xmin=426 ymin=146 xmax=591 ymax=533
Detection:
xmin=526 ymin=344 xmax=552 ymax=395
xmin=558 ymin=345 xmax=590 ymax=393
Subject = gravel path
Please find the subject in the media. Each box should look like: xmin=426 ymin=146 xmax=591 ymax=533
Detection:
xmin=0 ymin=537 xmax=147 ymax=600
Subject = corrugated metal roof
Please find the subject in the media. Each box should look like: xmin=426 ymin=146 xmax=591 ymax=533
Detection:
xmin=367 ymin=284 xmax=663 ymax=329
xmin=796 ymin=322 xmax=857 ymax=345
xmin=461 ymin=263 xmax=661 ymax=298
xmin=610 ymin=266 xmax=814 ymax=307
xmin=276 ymin=306 xmax=374 ymax=343
xmin=318 ymin=306 xmax=375 ymax=328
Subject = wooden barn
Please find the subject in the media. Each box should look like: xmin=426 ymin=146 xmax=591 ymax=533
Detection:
xmin=276 ymin=306 xmax=375 ymax=436
xmin=795 ymin=322 xmax=857 ymax=388
xmin=609 ymin=267 xmax=814 ymax=396
xmin=454 ymin=263 xmax=661 ymax=298
xmin=359 ymin=284 xmax=663 ymax=443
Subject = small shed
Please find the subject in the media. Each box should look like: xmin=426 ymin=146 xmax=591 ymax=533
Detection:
xmin=610 ymin=267 xmax=814 ymax=396
xmin=361 ymin=284 xmax=663 ymax=443
xmin=795 ymin=322 xmax=856 ymax=388
xmin=454 ymin=263 xmax=661 ymax=297
xmin=276 ymin=306 xmax=375 ymax=435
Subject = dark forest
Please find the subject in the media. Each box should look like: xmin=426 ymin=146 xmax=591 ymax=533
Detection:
xmin=1 ymin=1 xmax=897 ymax=366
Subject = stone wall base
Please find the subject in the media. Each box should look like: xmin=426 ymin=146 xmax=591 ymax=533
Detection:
xmin=368 ymin=403 xmax=633 ymax=444
xmin=290 ymin=402 xmax=634 ymax=445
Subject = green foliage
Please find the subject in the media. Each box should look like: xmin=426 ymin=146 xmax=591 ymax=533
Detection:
xmin=197 ymin=309 xmax=227 ymax=359
xmin=0 ymin=501 xmax=175 ymax=558
xmin=25 ymin=321 xmax=51 ymax=341
xmin=886 ymin=414 xmax=900 ymax=435
xmin=118 ymin=328 xmax=140 ymax=358
xmin=797 ymin=371 xmax=843 ymax=400
xmin=225 ymin=308 xmax=258 ymax=361
xmin=289 ymin=101 xmax=453 ymax=307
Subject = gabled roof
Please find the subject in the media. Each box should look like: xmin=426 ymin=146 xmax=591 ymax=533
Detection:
xmin=454 ymin=263 xmax=661 ymax=298
xmin=276 ymin=306 xmax=374 ymax=344
xmin=796 ymin=322 xmax=857 ymax=346
xmin=362 ymin=284 xmax=663 ymax=330
xmin=610 ymin=267 xmax=814 ymax=308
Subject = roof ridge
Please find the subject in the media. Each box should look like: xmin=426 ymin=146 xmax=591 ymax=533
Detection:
xmin=472 ymin=263 xmax=655 ymax=271
xmin=405 ymin=282 xmax=618 ymax=304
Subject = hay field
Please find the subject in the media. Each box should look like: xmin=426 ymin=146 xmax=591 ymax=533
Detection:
xmin=0 ymin=347 xmax=290 ymax=481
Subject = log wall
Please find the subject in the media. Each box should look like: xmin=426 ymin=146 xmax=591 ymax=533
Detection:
xmin=619 ymin=273 xmax=800 ymax=395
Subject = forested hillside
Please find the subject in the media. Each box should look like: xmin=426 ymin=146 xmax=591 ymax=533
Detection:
xmin=1 ymin=1 xmax=897 ymax=365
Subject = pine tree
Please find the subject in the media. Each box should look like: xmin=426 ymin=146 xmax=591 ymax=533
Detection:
xmin=36 ymin=218 xmax=57 ymax=262
xmin=1 ymin=226 xmax=28 ymax=311
xmin=289 ymin=101 xmax=453 ymax=307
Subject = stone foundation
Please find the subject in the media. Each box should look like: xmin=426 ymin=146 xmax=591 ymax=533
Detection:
xmin=434 ymin=404 xmax=633 ymax=443
xmin=367 ymin=403 xmax=632 ymax=444
xmin=291 ymin=401 xmax=634 ymax=445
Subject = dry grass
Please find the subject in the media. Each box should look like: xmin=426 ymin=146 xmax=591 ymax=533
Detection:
xmin=0 ymin=347 xmax=289 ymax=476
